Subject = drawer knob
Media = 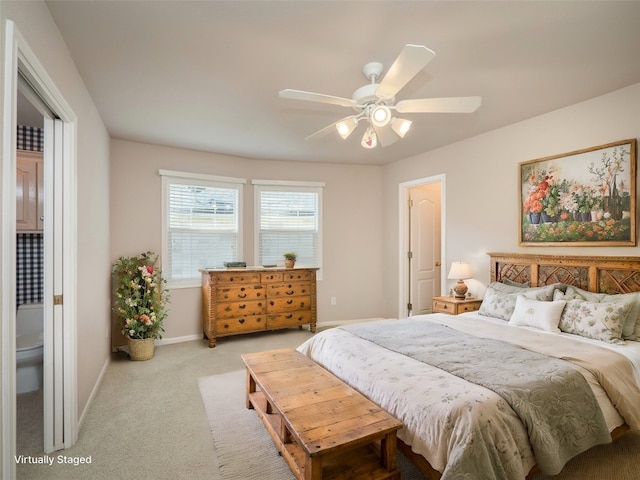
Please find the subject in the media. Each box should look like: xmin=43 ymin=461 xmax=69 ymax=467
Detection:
xmin=238 ymin=293 xmax=247 ymax=299
xmin=239 ymin=318 xmax=245 ymax=324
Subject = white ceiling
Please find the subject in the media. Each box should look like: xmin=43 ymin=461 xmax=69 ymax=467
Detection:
xmin=40 ymin=1 xmax=640 ymax=166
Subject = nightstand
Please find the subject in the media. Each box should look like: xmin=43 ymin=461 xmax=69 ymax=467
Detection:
xmin=432 ymin=296 xmax=482 ymax=315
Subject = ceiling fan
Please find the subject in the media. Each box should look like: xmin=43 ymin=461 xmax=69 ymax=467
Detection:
xmin=279 ymin=44 xmax=481 ymax=149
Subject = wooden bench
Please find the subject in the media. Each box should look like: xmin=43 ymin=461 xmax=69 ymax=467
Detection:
xmin=241 ymin=348 xmax=402 ymax=480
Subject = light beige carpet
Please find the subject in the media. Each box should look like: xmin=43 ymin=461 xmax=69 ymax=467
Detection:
xmin=198 ymin=369 xmax=426 ymax=480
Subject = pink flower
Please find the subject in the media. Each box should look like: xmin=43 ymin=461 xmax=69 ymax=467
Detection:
xmin=146 ymin=265 xmax=154 ymax=274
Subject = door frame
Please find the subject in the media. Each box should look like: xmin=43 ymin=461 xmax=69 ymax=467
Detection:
xmin=2 ymin=20 xmax=78 ymax=477
xmin=398 ymin=174 xmax=446 ymax=318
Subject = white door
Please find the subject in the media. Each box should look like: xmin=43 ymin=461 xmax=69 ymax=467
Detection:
xmin=408 ymin=183 xmax=441 ymax=315
xmin=43 ymin=118 xmax=65 ymax=452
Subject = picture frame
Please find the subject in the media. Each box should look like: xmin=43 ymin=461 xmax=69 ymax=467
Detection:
xmin=519 ymin=138 xmax=637 ymax=246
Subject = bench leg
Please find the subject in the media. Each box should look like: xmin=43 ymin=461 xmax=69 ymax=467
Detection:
xmin=245 ymin=369 xmax=256 ymax=409
xmin=304 ymin=455 xmax=322 ymax=480
xmin=380 ymin=432 xmax=397 ymax=472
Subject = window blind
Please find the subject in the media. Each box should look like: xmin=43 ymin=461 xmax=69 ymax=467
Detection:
xmin=255 ymin=186 xmax=321 ymax=268
xmin=163 ymin=175 xmax=242 ymax=285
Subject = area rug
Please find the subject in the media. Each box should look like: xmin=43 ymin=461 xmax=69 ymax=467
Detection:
xmin=197 ymin=369 xmax=427 ymax=480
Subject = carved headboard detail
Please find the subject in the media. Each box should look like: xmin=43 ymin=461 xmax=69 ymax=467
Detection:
xmin=488 ymin=252 xmax=640 ymax=294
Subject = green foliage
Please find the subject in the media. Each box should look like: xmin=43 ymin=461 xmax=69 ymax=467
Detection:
xmin=112 ymin=251 xmax=169 ymax=339
xmin=283 ymin=252 xmax=297 ymax=261
xmin=522 ymin=218 xmax=630 ymax=243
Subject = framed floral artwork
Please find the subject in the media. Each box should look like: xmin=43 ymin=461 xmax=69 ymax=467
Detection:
xmin=519 ymin=139 xmax=637 ymax=246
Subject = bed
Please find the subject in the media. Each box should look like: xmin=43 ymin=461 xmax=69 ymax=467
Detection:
xmin=297 ymin=253 xmax=640 ymax=480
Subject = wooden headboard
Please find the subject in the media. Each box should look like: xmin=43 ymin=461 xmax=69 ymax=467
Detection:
xmin=488 ymin=252 xmax=640 ymax=294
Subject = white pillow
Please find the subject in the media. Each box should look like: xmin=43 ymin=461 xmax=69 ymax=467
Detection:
xmin=509 ymin=295 xmax=566 ymax=332
xmin=478 ymin=286 xmax=554 ymax=321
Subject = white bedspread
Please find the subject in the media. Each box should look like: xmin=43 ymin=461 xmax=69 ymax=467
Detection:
xmin=296 ymin=313 xmax=640 ymax=480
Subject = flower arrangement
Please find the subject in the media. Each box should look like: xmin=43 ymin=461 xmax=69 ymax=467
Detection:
xmin=112 ymin=251 xmax=169 ymax=340
xmin=572 ymin=185 xmax=597 ymax=213
xmin=523 ymin=174 xmax=565 ymax=217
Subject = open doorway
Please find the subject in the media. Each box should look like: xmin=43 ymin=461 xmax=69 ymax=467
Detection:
xmin=15 ymin=90 xmax=46 ymax=457
xmin=3 ymin=20 xmax=78 ymax=477
xmin=398 ymin=175 xmax=445 ymax=318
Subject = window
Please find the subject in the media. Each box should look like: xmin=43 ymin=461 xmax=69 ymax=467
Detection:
xmin=161 ymin=170 xmax=245 ymax=287
xmin=253 ymin=180 xmax=324 ymax=276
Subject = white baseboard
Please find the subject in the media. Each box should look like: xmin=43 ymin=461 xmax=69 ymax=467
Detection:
xmin=77 ymin=355 xmax=110 ymax=432
xmin=155 ymin=334 xmax=202 ymax=346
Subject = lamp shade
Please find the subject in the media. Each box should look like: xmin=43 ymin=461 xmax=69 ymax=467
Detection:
xmin=447 ymin=262 xmax=472 ymax=280
xmin=391 ymin=117 xmax=412 ymax=138
xmin=361 ymin=126 xmax=377 ymax=148
xmin=336 ymin=116 xmax=358 ymax=139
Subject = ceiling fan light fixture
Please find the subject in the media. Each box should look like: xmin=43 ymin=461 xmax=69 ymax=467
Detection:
xmin=370 ymin=105 xmax=391 ymax=127
xmin=391 ymin=117 xmax=412 ymax=138
xmin=361 ymin=127 xmax=377 ymax=149
xmin=335 ymin=117 xmax=358 ymax=139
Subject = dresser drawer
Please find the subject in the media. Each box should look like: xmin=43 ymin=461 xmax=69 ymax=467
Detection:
xmin=267 ymin=282 xmax=312 ymax=298
xmin=268 ymin=296 xmax=311 ymax=312
xmin=216 ymin=300 xmax=266 ymax=319
xmin=216 ymin=315 xmax=266 ymax=334
xmin=217 ymin=284 xmax=265 ymax=302
xmin=433 ymin=300 xmax=455 ymax=314
xmin=214 ymin=272 xmax=261 ymax=284
xmin=268 ymin=311 xmax=312 ymax=329
xmin=283 ymin=270 xmax=315 ymax=282
xmin=261 ymin=272 xmax=283 ymax=283
xmin=458 ymin=301 xmax=481 ymax=313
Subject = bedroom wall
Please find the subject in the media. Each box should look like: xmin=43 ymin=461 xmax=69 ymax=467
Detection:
xmin=109 ymin=139 xmax=384 ymax=341
xmin=381 ymin=82 xmax=640 ymax=318
xmin=0 ymin=0 xmax=111 ymax=439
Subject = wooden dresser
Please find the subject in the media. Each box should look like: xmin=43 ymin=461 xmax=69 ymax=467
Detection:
xmin=200 ymin=267 xmax=318 ymax=347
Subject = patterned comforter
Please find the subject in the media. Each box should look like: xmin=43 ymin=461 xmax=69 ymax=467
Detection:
xmin=297 ymin=314 xmax=640 ymax=480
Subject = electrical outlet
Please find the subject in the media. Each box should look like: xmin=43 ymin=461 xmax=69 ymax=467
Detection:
xmin=330 ymin=297 xmax=337 ymax=306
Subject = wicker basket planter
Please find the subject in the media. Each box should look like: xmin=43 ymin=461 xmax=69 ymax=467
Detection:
xmin=127 ymin=337 xmax=155 ymax=361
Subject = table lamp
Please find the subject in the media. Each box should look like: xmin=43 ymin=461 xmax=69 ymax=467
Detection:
xmin=447 ymin=262 xmax=472 ymax=298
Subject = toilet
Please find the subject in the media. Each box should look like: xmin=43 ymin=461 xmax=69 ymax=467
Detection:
xmin=16 ymin=303 xmax=44 ymax=394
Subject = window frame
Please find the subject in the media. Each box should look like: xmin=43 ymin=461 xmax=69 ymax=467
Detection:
xmin=252 ymin=179 xmax=324 ymax=280
xmin=160 ymin=169 xmax=245 ymax=288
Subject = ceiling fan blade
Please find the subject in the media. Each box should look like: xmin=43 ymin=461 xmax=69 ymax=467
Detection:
xmin=279 ymin=89 xmax=356 ymax=108
xmin=304 ymin=115 xmax=359 ymax=141
xmin=376 ymin=44 xmax=436 ymax=100
xmin=373 ymin=124 xmax=399 ymax=148
xmin=396 ymin=96 xmax=482 ymax=114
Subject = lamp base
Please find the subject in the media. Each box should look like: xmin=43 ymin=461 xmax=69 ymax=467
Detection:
xmin=453 ymin=280 xmax=468 ymax=299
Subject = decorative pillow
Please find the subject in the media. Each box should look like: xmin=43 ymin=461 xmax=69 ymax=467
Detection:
xmin=502 ymin=278 xmax=530 ymax=288
xmin=564 ymin=285 xmax=640 ymax=339
xmin=478 ymin=286 xmax=547 ymax=321
xmin=558 ymin=298 xmax=630 ymax=344
xmin=509 ymin=296 xmax=566 ymax=332
xmin=487 ymin=282 xmax=561 ymax=301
